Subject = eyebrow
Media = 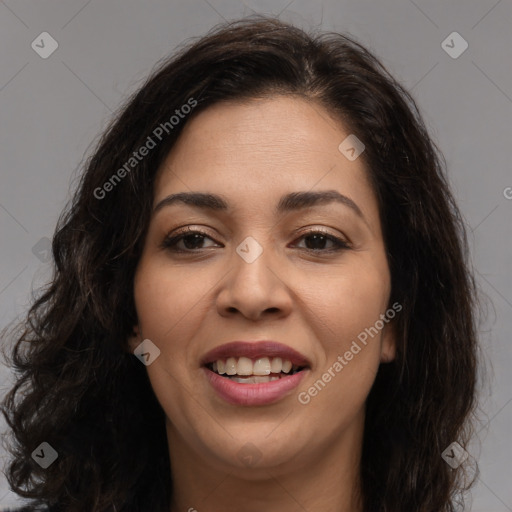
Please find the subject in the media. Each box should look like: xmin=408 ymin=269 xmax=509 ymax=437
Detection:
xmin=153 ymin=190 xmax=365 ymax=219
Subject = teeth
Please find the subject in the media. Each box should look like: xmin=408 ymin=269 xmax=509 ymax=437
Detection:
xmin=225 ymin=357 xmax=237 ymax=375
xmin=229 ymin=375 xmax=281 ymax=384
xmin=253 ymin=357 xmax=271 ymax=375
xmin=211 ymin=356 xmax=299 ymax=376
xmin=282 ymin=359 xmax=292 ymax=373
xmin=237 ymin=356 xmax=253 ymax=376
xmin=270 ymin=357 xmax=282 ymax=373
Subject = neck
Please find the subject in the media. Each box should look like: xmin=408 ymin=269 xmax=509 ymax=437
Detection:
xmin=166 ymin=415 xmax=365 ymax=512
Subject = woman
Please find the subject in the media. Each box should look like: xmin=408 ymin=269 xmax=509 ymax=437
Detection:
xmin=1 ymin=16 xmax=479 ymax=512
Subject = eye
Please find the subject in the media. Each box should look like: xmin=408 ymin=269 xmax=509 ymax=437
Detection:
xmin=292 ymin=230 xmax=350 ymax=252
xmin=160 ymin=227 xmax=350 ymax=254
xmin=160 ymin=228 xmax=221 ymax=253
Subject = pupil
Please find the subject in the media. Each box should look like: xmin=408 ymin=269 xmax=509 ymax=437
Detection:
xmin=183 ymin=234 xmax=204 ymax=249
xmin=306 ymin=234 xmax=326 ymax=250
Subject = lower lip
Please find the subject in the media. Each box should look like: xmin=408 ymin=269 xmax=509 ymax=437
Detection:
xmin=203 ymin=367 xmax=308 ymax=406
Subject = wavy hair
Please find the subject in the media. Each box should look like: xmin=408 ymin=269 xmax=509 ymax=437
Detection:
xmin=1 ymin=15 xmax=480 ymax=512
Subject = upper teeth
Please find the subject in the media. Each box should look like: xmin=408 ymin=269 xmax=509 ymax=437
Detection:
xmin=212 ymin=356 xmax=294 ymax=376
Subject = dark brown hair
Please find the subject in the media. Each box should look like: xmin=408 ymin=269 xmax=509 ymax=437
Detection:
xmin=1 ymin=15 xmax=479 ymax=512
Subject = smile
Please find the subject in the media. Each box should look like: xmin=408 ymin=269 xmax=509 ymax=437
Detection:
xmin=203 ymin=364 xmax=309 ymax=406
xmin=207 ymin=355 xmax=304 ymax=382
xmin=200 ymin=341 xmax=311 ymax=406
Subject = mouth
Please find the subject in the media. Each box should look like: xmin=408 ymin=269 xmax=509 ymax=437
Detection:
xmin=201 ymin=341 xmax=311 ymax=406
xmin=204 ymin=356 xmax=307 ymax=383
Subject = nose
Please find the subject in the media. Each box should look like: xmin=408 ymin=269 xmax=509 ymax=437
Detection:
xmin=216 ymin=242 xmax=293 ymax=321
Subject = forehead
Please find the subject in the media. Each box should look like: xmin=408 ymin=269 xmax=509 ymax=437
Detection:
xmin=153 ymin=95 xmax=378 ymax=224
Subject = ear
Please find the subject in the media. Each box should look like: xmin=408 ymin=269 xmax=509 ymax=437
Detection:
xmin=380 ymin=319 xmax=396 ymax=363
xmin=126 ymin=324 xmax=142 ymax=354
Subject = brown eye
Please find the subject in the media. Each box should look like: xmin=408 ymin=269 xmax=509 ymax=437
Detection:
xmin=160 ymin=229 xmax=221 ymax=253
xmin=293 ymin=230 xmax=350 ymax=252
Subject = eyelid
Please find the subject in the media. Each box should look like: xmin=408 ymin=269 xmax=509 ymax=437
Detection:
xmin=160 ymin=225 xmax=351 ymax=254
xmin=292 ymin=226 xmax=350 ymax=243
xmin=291 ymin=227 xmax=351 ymax=251
xmin=159 ymin=226 xmax=220 ymax=250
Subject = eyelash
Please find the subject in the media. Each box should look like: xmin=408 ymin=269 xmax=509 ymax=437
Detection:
xmin=160 ymin=227 xmax=350 ymax=254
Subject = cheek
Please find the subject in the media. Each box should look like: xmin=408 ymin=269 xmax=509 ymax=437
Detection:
xmin=303 ymin=259 xmax=390 ymax=341
xmin=296 ymin=260 xmax=390 ymax=409
xmin=133 ymin=259 xmax=233 ymax=445
xmin=133 ymin=259 xmax=204 ymax=355
xmin=136 ymin=252 xmax=206 ymax=310
xmin=132 ymin=260 xmax=204 ymax=415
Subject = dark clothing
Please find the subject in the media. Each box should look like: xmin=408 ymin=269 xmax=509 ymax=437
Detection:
xmin=2 ymin=507 xmax=51 ymax=511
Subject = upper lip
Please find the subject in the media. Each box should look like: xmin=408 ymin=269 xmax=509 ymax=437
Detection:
xmin=201 ymin=341 xmax=311 ymax=368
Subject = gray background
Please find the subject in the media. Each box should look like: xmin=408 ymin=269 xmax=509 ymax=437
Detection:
xmin=0 ymin=0 xmax=511 ymax=510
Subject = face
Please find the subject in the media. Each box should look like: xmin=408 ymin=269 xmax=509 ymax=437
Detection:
xmin=129 ymin=95 xmax=395 ymax=477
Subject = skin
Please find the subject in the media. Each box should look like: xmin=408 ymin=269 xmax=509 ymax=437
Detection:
xmin=128 ymin=95 xmax=396 ymax=512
